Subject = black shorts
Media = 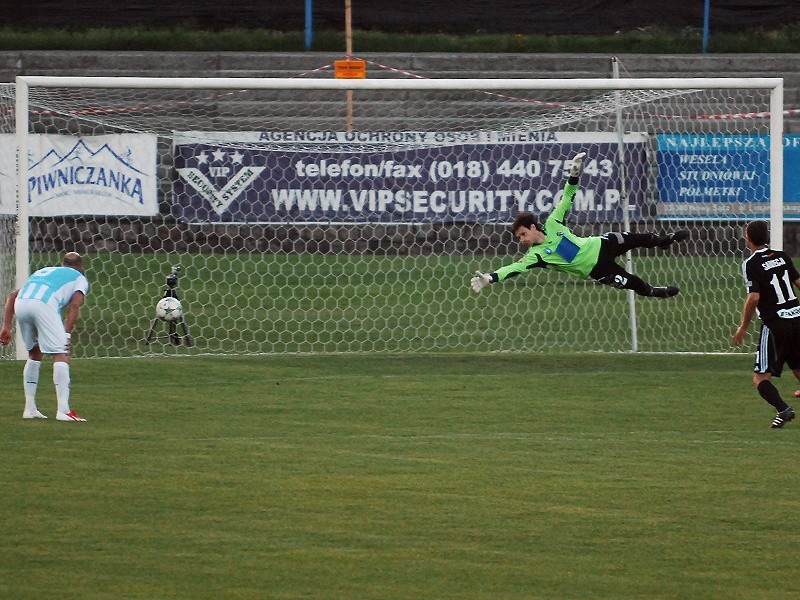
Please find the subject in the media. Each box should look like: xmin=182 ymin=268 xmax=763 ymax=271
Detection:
xmin=588 ymin=259 xmax=634 ymax=289
xmin=588 ymin=232 xmax=652 ymax=287
xmin=754 ymin=319 xmax=800 ymax=377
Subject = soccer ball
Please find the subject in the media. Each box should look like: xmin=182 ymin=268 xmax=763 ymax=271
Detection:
xmin=155 ymin=297 xmax=183 ymax=322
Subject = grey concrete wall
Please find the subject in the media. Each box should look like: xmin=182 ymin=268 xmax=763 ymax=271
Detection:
xmin=4 ymin=51 xmax=799 ymax=127
xmin=3 ymin=51 xmax=800 ymax=86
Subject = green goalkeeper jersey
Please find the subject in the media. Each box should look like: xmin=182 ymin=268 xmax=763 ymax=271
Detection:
xmin=494 ymin=182 xmax=602 ymax=281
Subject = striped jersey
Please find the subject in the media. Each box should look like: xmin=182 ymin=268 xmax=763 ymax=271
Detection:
xmin=18 ymin=266 xmax=89 ymax=311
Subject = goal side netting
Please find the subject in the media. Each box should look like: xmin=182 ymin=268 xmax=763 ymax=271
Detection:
xmin=0 ymin=76 xmax=784 ymax=358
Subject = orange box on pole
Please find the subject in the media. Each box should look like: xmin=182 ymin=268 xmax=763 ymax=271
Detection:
xmin=334 ymin=59 xmax=366 ymax=79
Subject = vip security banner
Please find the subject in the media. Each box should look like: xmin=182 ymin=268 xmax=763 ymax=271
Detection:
xmin=656 ymin=134 xmax=800 ymax=220
xmin=172 ymin=131 xmax=649 ymax=224
xmin=0 ymin=134 xmax=158 ymax=217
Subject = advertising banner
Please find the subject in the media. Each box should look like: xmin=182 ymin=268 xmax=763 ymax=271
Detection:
xmin=0 ymin=133 xmax=159 ymax=217
xmin=656 ymin=134 xmax=800 ymax=220
xmin=173 ymin=131 xmax=649 ymax=224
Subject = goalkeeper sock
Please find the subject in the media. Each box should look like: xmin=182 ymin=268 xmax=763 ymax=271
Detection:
xmin=54 ymin=362 xmax=71 ymax=415
xmin=626 ymin=276 xmax=653 ymax=296
xmin=757 ymin=380 xmax=789 ymax=412
xmin=23 ymin=359 xmax=41 ymax=412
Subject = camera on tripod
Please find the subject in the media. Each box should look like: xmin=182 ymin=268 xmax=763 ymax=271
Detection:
xmin=166 ymin=266 xmax=181 ymax=294
xmin=145 ymin=265 xmax=194 ymax=347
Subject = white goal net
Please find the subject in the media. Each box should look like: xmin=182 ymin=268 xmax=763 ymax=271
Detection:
xmin=0 ymin=76 xmax=784 ymax=358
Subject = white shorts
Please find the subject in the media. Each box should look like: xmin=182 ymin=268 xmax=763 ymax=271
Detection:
xmin=14 ymin=298 xmax=69 ymax=354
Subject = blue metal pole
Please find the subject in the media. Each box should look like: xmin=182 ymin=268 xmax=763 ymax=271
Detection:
xmin=702 ymin=0 xmax=710 ymax=53
xmin=305 ymin=0 xmax=313 ymax=51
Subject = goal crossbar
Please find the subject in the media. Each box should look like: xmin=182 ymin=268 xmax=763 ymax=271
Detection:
xmin=16 ymin=75 xmax=785 ymax=91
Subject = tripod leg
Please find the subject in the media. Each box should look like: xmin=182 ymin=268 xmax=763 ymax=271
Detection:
xmin=145 ymin=318 xmax=160 ymax=344
xmin=169 ymin=321 xmax=180 ymax=345
xmin=179 ymin=320 xmax=194 ymax=347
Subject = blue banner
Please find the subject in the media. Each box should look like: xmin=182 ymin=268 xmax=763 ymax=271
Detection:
xmin=656 ymin=134 xmax=800 ymax=220
xmin=172 ymin=132 xmax=649 ymax=224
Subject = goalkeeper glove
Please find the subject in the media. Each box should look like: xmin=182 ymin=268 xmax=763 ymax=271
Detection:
xmin=470 ymin=271 xmax=493 ymax=293
xmin=570 ymin=151 xmax=587 ymax=177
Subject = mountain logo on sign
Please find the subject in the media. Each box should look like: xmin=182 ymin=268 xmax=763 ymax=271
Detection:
xmin=28 ymin=139 xmax=148 ymax=205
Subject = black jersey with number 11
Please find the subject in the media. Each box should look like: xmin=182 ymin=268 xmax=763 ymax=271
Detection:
xmin=742 ymin=247 xmax=800 ymax=326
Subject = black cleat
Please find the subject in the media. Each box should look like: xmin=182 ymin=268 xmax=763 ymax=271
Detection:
xmin=658 ymin=229 xmax=690 ymax=249
xmin=771 ymin=407 xmax=795 ymax=428
xmin=650 ymin=286 xmax=680 ymax=298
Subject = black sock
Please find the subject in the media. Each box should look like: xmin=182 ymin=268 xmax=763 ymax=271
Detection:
xmin=628 ymin=277 xmax=653 ymax=296
xmin=648 ymin=286 xmax=679 ymax=298
xmin=757 ymin=380 xmax=790 ymax=412
xmin=657 ymin=233 xmax=673 ymax=248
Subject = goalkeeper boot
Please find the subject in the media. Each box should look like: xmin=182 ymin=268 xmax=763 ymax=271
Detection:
xmin=771 ymin=407 xmax=795 ymax=428
xmin=658 ymin=229 xmax=690 ymax=249
xmin=650 ymin=286 xmax=680 ymax=298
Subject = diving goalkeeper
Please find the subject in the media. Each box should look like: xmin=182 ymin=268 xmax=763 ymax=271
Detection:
xmin=470 ymin=152 xmax=687 ymax=297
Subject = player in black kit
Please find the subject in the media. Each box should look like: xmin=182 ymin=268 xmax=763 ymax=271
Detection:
xmin=732 ymin=220 xmax=800 ymax=428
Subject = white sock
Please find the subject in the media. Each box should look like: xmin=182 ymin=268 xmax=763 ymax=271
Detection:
xmin=23 ymin=359 xmax=41 ymax=413
xmin=53 ymin=362 xmax=71 ymax=415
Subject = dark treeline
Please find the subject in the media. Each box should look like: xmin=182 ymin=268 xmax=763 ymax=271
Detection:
xmin=4 ymin=1 xmax=796 ymax=35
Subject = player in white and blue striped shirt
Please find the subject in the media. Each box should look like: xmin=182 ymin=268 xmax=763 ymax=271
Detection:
xmin=1 ymin=252 xmax=89 ymax=422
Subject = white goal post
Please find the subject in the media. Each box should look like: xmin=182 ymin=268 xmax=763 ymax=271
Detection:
xmin=2 ymin=75 xmax=784 ymax=359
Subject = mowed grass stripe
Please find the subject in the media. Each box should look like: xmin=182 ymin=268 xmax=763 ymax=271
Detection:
xmin=1 ymin=353 xmax=799 ymax=599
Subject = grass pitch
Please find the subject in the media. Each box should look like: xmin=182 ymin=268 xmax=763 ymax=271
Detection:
xmin=1 ymin=353 xmax=799 ymax=599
